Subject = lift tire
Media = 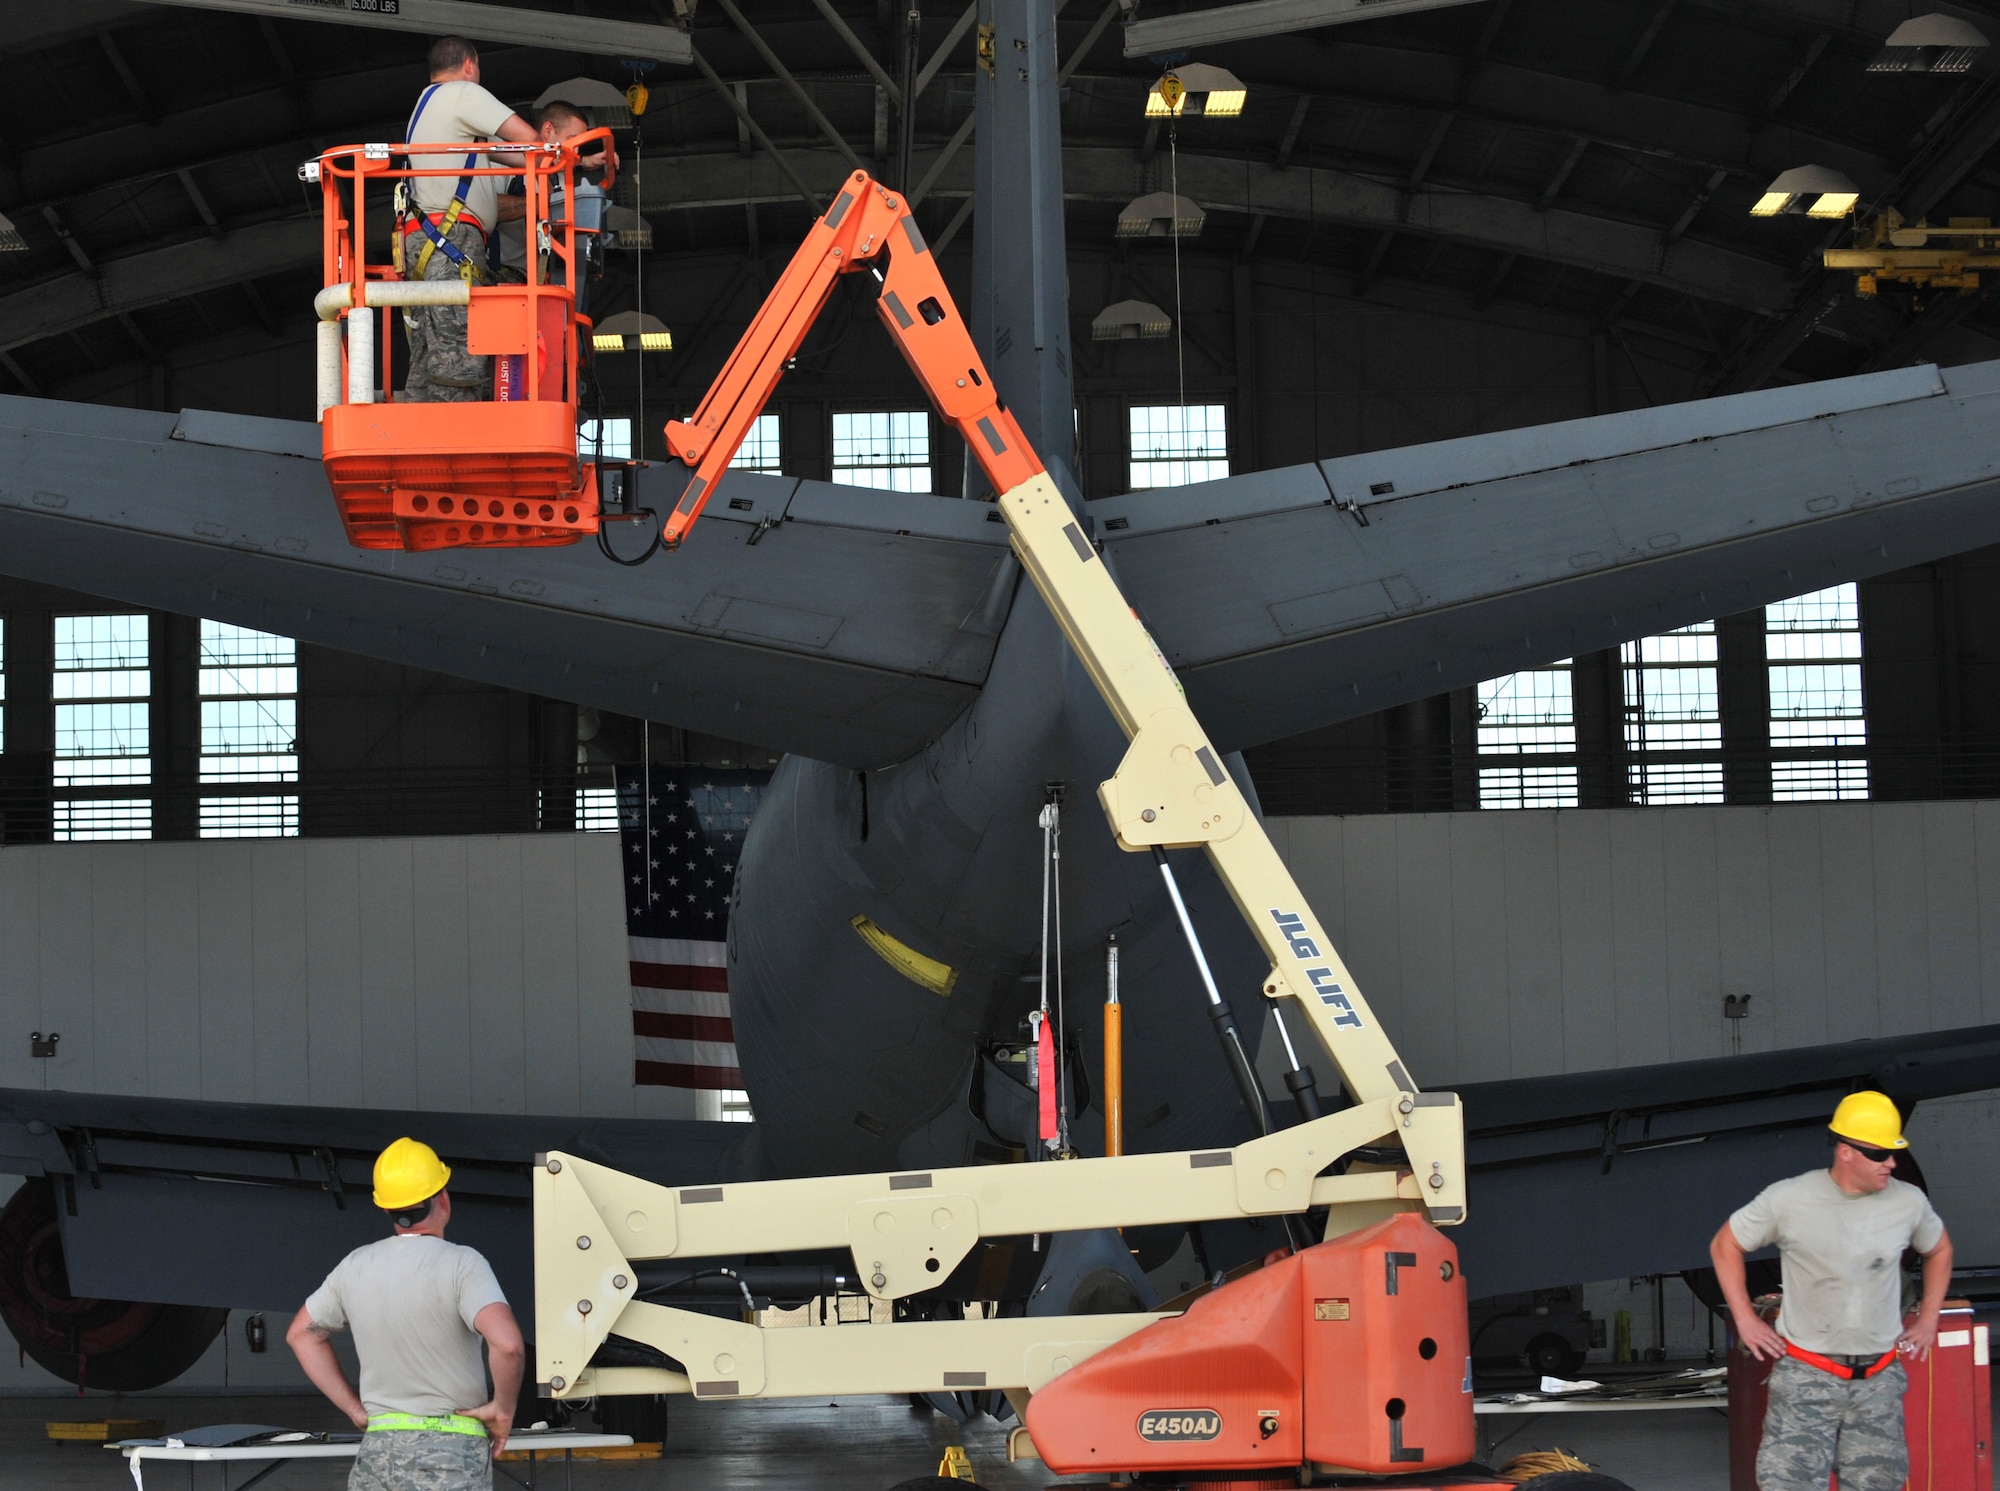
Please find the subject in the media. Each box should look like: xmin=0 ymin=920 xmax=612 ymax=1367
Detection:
xmin=1515 ymin=1473 xmax=1636 ymax=1491
xmin=0 ymin=1180 xmax=227 ymax=1391
xmin=1525 ymin=1333 xmax=1583 ymax=1380
xmin=885 ymin=1479 xmax=983 ymax=1490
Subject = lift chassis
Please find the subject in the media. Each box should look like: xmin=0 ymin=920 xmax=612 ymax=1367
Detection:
xmin=520 ymin=172 xmax=1477 ymax=1483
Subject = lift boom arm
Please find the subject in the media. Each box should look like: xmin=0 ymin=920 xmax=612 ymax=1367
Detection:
xmin=659 ymin=171 xmax=1041 ymax=545
xmin=654 ymin=170 xmax=1432 ymax=1120
xmin=533 ymin=172 xmax=1465 ymax=1410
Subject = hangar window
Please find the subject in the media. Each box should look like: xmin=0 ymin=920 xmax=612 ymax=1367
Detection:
xmin=1623 ymin=622 xmax=1724 ymax=804
xmin=731 ymin=413 xmax=782 ymax=473
xmin=1767 ymin=584 xmax=1867 ymax=800
xmin=1129 ymin=404 xmax=1229 ymax=489
xmin=53 ymin=613 xmax=151 ymax=840
xmin=198 ymin=621 xmax=298 ymax=838
xmin=833 ymin=410 xmax=931 ymax=492
xmin=579 ymin=417 xmax=633 ymax=461
xmin=1476 ymin=662 xmax=1579 ymax=808
xmin=576 ymin=786 xmax=620 ymax=831
xmin=700 ymin=1088 xmax=755 ymax=1122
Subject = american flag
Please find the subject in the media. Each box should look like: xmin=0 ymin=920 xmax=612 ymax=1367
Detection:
xmin=619 ymin=765 xmax=771 ymax=1091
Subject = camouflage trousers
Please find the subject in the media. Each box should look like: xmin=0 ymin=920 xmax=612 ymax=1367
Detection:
xmin=1757 ymin=1355 xmax=1908 ymax=1491
xmin=348 ymin=1429 xmax=490 ymax=1491
xmin=401 ymin=221 xmax=488 ymax=404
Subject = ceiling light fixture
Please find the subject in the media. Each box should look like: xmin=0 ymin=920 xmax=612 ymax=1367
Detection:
xmin=593 ymin=311 xmax=673 ymax=353
xmin=1144 ymin=62 xmax=1247 ymax=118
xmin=533 ymin=78 xmax=636 ymax=129
xmin=1092 ymin=299 xmax=1174 ymax=340
xmin=1868 ymin=13 xmax=1989 ymax=73
xmin=1117 ymin=192 xmax=1206 ymax=239
xmin=605 ymin=207 xmax=653 ymax=251
xmin=1750 ymin=165 xmax=1860 ymax=220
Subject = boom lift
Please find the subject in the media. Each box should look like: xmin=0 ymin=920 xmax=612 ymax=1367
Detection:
xmin=318 ymin=168 xmax=1495 ymax=1487
xmin=307 ymin=130 xmax=618 ymax=552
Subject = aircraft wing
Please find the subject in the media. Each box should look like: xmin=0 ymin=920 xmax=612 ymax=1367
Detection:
xmin=0 ymin=1087 xmax=763 ymax=1315
xmin=7 ymin=1023 xmax=1993 ymax=1315
xmin=1098 ymin=361 xmax=2000 ymax=752
xmin=4 ymin=361 xmax=1998 ymax=768
xmin=0 ymin=398 xmax=1016 ymax=770
xmin=1451 ymin=1021 xmax=2000 ymax=1297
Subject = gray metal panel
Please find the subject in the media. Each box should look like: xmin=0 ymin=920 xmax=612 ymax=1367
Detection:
xmin=1321 ymin=364 xmax=1947 ymax=513
xmin=0 ymin=397 xmax=1014 ymax=770
xmin=1097 ymin=359 xmax=2000 ymax=752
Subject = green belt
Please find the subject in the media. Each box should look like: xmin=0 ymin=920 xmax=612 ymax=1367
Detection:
xmin=365 ymin=1413 xmax=488 ymax=1437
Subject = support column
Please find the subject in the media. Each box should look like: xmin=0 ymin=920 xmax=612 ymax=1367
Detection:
xmin=1572 ymin=648 xmax=1628 ymax=808
xmin=1384 ymin=695 xmax=1454 ymax=812
xmin=153 ymin=612 xmax=199 ymax=841
xmin=534 ymin=697 xmax=579 ymax=831
xmin=1717 ymin=609 xmax=1773 ymax=806
xmin=0 ymin=609 xmax=52 ymax=843
xmin=1232 ymin=261 xmax=1259 ymax=474
xmin=967 ymin=0 xmax=1077 ymax=501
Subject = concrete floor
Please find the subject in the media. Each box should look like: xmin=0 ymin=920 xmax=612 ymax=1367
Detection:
xmin=0 ymin=1390 xmax=1730 ymax=1491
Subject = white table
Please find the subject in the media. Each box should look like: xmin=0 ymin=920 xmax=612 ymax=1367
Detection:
xmin=1473 ymin=1393 xmax=1727 ymax=1457
xmin=118 ymin=1430 xmax=635 ymax=1491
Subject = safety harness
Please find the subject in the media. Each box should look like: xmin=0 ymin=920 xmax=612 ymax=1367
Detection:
xmin=398 ymin=83 xmax=487 ymax=284
xmin=1784 ymin=1340 xmax=1900 ymax=1380
xmin=366 ymin=1412 xmax=488 ymax=1437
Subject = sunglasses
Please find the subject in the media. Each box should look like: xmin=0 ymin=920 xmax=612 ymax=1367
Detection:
xmin=1842 ymin=1141 xmax=1898 ymax=1164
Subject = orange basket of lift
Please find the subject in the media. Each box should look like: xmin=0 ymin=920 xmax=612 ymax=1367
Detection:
xmin=309 ymin=131 xmax=615 ymax=552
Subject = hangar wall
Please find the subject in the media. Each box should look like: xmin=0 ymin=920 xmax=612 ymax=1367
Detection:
xmin=0 ymin=802 xmax=1992 ymax=1390
xmin=1270 ymin=799 xmax=2000 ymax=1085
xmin=1266 ymin=798 xmax=2000 ymax=1276
xmin=3 ymin=798 xmax=1990 ymax=1115
xmin=0 ymin=831 xmax=695 ymax=1121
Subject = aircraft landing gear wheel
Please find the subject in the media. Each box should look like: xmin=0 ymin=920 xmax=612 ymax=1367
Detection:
xmin=1515 ymin=1473 xmax=1636 ymax=1491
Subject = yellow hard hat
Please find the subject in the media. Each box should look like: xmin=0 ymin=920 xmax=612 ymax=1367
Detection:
xmin=373 ymin=1137 xmax=451 ymax=1211
xmin=1829 ymin=1091 xmax=1908 ymax=1151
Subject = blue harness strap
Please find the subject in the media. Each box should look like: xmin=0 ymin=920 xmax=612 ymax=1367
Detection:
xmin=404 ymin=82 xmax=484 ymax=281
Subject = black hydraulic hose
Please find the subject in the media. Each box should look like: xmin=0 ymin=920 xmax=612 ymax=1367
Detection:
xmin=596 ymin=504 xmax=662 ymax=566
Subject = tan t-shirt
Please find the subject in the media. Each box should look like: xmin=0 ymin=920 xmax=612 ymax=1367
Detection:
xmin=1730 ymin=1169 xmax=1944 ymax=1355
xmin=405 ymin=80 xmax=516 ymax=234
xmin=305 ymin=1233 xmax=508 ymax=1418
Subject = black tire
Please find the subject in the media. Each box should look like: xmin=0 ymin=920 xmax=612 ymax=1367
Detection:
xmin=0 ymin=1181 xmax=226 ymax=1391
xmin=886 ymin=1480 xmax=983 ymax=1491
xmin=1526 ymin=1334 xmax=1583 ymax=1380
xmin=1516 ymin=1473 xmax=1636 ymax=1491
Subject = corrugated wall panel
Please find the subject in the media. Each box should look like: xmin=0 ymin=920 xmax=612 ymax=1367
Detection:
xmin=1275 ymin=800 xmax=2000 ymax=1082
xmin=0 ymin=832 xmax=644 ymax=1119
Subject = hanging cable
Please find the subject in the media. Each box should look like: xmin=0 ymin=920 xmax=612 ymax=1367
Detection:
xmin=597 ymin=508 xmax=663 ymax=565
xmin=633 ymin=126 xmax=646 ymax=467
xmin=642 ymin=720 xmax=653 ymax=912
xmin=1169 ymin=119 xmax=1186 ymax=417
xmin=593 ymin=122 xmax=662 ymax=566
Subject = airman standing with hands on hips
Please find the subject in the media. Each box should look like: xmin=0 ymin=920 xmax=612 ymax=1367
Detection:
xmin=287 ymin=1138 xmax=524 ymax=1490
xmin=1710 ymin=1090 xmax=1953 ymax=1491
